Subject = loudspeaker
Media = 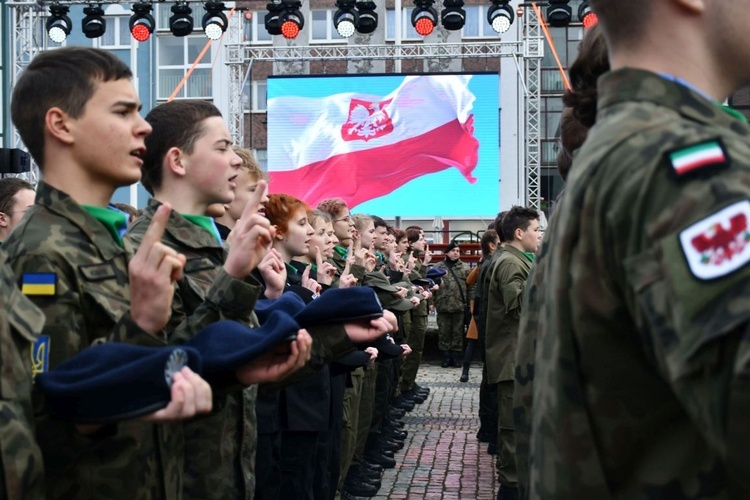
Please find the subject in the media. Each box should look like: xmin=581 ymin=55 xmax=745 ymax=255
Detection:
xmin=0 ymin=149 xmax=31 ymax=174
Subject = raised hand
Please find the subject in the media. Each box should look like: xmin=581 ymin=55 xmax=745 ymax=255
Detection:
xmin=129 ymin=203 xmax=187 ymax=334
xmin=423 ymin=245 xmax=433 ymax=266
xmin=224 ymin=180 xmax=273 ymax=279
xmin=258 ymin=248 xmax=287 ymax=299
xmin=301 ymin=263 xmax=322 ymax=295
xmin=315 ymin=247 xmax=336 ymax=286
xmin=364 ymin=347 xmax=379 ymax=365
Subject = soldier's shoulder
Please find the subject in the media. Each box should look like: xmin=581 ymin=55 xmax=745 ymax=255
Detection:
xmin=4 ymin=206 xmax=80 ymax=262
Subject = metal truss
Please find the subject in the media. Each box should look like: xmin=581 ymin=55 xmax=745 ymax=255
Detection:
xmin=523 ymin=8 xmax=543 ymax=210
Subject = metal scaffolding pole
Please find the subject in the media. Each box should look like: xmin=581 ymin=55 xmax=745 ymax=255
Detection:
xmin=523 ymin=6 xmax=543 ymax=210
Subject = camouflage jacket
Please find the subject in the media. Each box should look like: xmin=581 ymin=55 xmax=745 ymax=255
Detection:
xmin=520 ymin=69 xmax=750 ymax=498
xmin=328 ymin=246 xmax=366 ymax=287
xmin=0 ymin=251 xmax=45 ymax=499
xmin=407 ymin=253 xmax=429 ymax=317
xmin=432 ymin=258 xmax=471 ymax=313
xmin=3 ymin=182 xmax=182 ymax=500
xmin=126 ymin=198 xmax=263 ymax=500
xmin=485 ymin=245 xmax=532 ymax=384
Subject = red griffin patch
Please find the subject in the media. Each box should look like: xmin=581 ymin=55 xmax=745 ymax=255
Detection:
xmin=690 ymin=213 xmax=750 ymax=266
xmin=340 ymin=99 xmax=394 ymax=142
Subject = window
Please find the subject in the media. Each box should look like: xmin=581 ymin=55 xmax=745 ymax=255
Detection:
xmin=310 ymin=9 xmax=345 ymax=42
xmin=97 ymin=17 xmax=131 ymax=48
xmin=386 ymin=8 xmax=421 ymax=40
xmin=254 ymin=149 xmax=268 ymax=171
xmin=243 ymin=80 xmax=267 ymax=112
xmin=157 ymin=36 xmax=213 ymax=100
xmin=244 ymin=11 xmax=272 ymax=44
xmin=462 ymin=5 xmax=496 ymax=39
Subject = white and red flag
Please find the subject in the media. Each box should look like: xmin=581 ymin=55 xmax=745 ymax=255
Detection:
xmin=267 ymin=75 xmax=479 ymax=208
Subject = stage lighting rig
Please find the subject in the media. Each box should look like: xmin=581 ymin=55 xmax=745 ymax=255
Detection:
xmin=81 ymin=4 xmax=106 ymax=39
xmin=578 ymin=1 xmax=597 ymax=29
xmin=46 ymin=4 xmax=72 ymax=43
xmin=169 ymin=2 xmax=194 ymax=37
xmin=441 ymin=0 xmax=465 ymax=31
xmin=411 ymin=0 xmax=437 ymax=36
xmin=130 ymin=2 xmax=156 ymax=42
xmin=279 ymin=0 xmax=304 ymax=39
xmin=546 ymin=0 xmax=571 ymax=27
xmin=487 ymin=0 xmax=513 ymax=33
xmin=355 ymin=1 xmax=378 ymax=33
xmin=202 ymin=2 xmax=228 ymax=40
xmin=334 ymin=0 xmax=358 ymax=38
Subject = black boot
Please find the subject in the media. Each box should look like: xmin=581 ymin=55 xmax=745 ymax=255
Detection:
xmin=451 ymin=351 xmax=462 ymax=367
xmin=459 ymin=362 xmax=470 ymax=382
xmin=441 ymin=351 xmax=451 ymax=368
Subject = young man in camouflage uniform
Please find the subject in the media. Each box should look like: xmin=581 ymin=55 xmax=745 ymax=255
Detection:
xmin=485 ymin=206 xmax=540 ymax=500
xmin=520 ymin=0 xmax=750 ymax=497
xmin=128 ymin=99 xmax=313 ymax=500
xmin=4 ymin=47 xmax=212 ymax=500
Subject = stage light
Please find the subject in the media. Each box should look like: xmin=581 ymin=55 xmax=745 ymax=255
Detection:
xmin=355 ymin=1 xmax=378 ymax=33
xmin=202 ymin=1 xmax=228 ymax=40
xmin=441 ymin=0 xmax=465 ymax=30
xmin=546 ymin=0 xmax=571 ymax=27
xmin=578 ymin=1 xmax=597 ymax=29
xmin=334 ymin=0 xmax=358 ymax=37
xmin=169 ymin=2 xmax=194 ymax=37
xmin=46 ymin=4 xmax=72 ymax=43
xmin=487 ymin=0 xmax=513 ymax=33
xmin=411 ymin=0 xmax=437 ymax=36
xmin=265 ymin=1 xmax=283 ymax=35
xmin=130 ymin=2 xmax=155 ymax=42
xmin=279 ymin=0 xmax=304 ymax=39
xmin=81 ymin=4 xmax=106 ymax=39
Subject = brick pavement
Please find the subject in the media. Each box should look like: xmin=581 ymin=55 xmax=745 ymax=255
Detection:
xmin=371 ymin=360 xmax=498 ymax=500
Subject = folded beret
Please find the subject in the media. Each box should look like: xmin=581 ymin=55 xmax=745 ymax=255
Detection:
xmin=185 ymin=312 xmax=300 ymax=387
xmin=255 ymin=293 xmax=307 ymax=325
xmin=36 ymin=343 xmax=202 ymax=424
xmin=294 ymin=287 xmax=384 ymax=327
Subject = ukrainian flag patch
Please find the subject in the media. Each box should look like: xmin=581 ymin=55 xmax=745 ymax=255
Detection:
xmin=21 ymin=272 xmax=56 ymax=296
xmin=31 ymin=335 xmax=50 ymax=379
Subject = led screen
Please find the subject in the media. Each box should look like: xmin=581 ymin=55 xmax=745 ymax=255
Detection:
xmin=267 ymin=73 xmax=499 ymax=218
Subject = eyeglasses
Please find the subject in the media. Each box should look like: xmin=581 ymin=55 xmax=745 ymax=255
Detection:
xmin=333 ymin=215 xmax=353 ymax=223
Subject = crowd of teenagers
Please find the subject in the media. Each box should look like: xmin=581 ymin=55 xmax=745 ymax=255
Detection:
xmin=0 ymin=46 xmax=454 ymax=500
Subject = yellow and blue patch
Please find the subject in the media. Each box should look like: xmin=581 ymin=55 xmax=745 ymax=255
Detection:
xmin=21 ymin=272 xmax=56 ymax=296
xmin=31 ymin=335 xmax=50 ymax=379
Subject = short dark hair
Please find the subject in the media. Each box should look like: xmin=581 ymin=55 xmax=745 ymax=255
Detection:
xmin=0 ymin=178 xmax=34 ymax=214
xmin=480 ymin=229 xmax=498 ymax=255
xmin=501 ymin=206 xmax=539 ymax=242
xmin=11 ymin=47 xmax=132 ymax=168
xmin=371 ymin=215 xmax=388 ymax=230
xmin=141 ymin=100 xmax=222 ymax=194
xmin=406 ymin=227 xmax=422 ymax=244
xmin=494 ymin=211 xmax=508 ymax=242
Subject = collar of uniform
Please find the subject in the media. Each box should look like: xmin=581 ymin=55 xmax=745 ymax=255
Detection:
xmin=502 ymin=244 xmax=533 ymax=267
xmin=598 ymin=69 xmax=750 ymax=135
xmin=35 ymin=181 xmax=126 ymax=260
xmin=144 ymin=198 xmax=223 ymax=250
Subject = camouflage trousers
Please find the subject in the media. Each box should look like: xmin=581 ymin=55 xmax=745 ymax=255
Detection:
xmin=337 ymin=367 xmax=364 ymax=494
xmin=437 ymin=311 xmax=465 ymax=352
xmin=400 ymin=315 xmax=427 ymax=393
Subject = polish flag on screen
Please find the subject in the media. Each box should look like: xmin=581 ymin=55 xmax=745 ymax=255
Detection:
xmin=267 ymin=75 xmax=479 ymax=208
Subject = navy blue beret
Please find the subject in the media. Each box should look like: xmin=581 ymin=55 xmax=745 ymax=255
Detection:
xmin=36 ymin=343 xmax=202 ymax=424
xmin=294 ymin=287 xmax=383 ymax=327
xmin=426 ymin=267 xmax=447 ymax=280
xmin=184 ymin=313 xmax=300 ymax=387
xmin=255 ymin=293 xmax=307 ymax=325
xmin=413 ymin=278 xmax=435 ymax=289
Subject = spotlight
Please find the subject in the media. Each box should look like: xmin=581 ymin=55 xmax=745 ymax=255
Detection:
xmin=130 ymin=2 xmax=155 ymax=42
xmin=279 ymin=0 xmax=304 ymax=39
xmin=46 ymin=4 xmax=72 ymax=43
xmin=265 ymin=1 xmax=283 ymax=35
xmin=169 ymin=2 xmax=194 ymax=37
xmin=334 ymin=0 xmax=358 ymax=37
xmin=578 ymin=1 xmax=597 ymax=29
xmin=202 ymin=1 xmax=228 ymax=40
xmin=440 ymin=0 xmax=465 ymax=31
xmin=487 ymin=0 xmax=513 ymax=33
xmin=411 ymin=0 xmax=437 ymax=36
xmin=546 ymin=0 xmax=571 ymax=27
xmin=355 ymin=1 xmax=378 ymax=34
xmin=81 ymin=4 xmax=106 ymax=39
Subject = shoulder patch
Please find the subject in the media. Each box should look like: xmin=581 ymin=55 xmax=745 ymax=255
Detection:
xmin=21 ymin=272 xmax=57 ymax=296
xmin=31 ymin=335 xmax=50 ymax=379
xmin=679 ymin=200 xmax=750 ymax=280
xmin=666 ymin=139 xmax=729 ymax=178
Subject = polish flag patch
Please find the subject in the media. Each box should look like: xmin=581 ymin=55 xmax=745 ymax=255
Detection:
xmin=679 ymin=200 xmax=750 ymax=280
xmin=667 ymin=139 xmax=728 ymax=177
